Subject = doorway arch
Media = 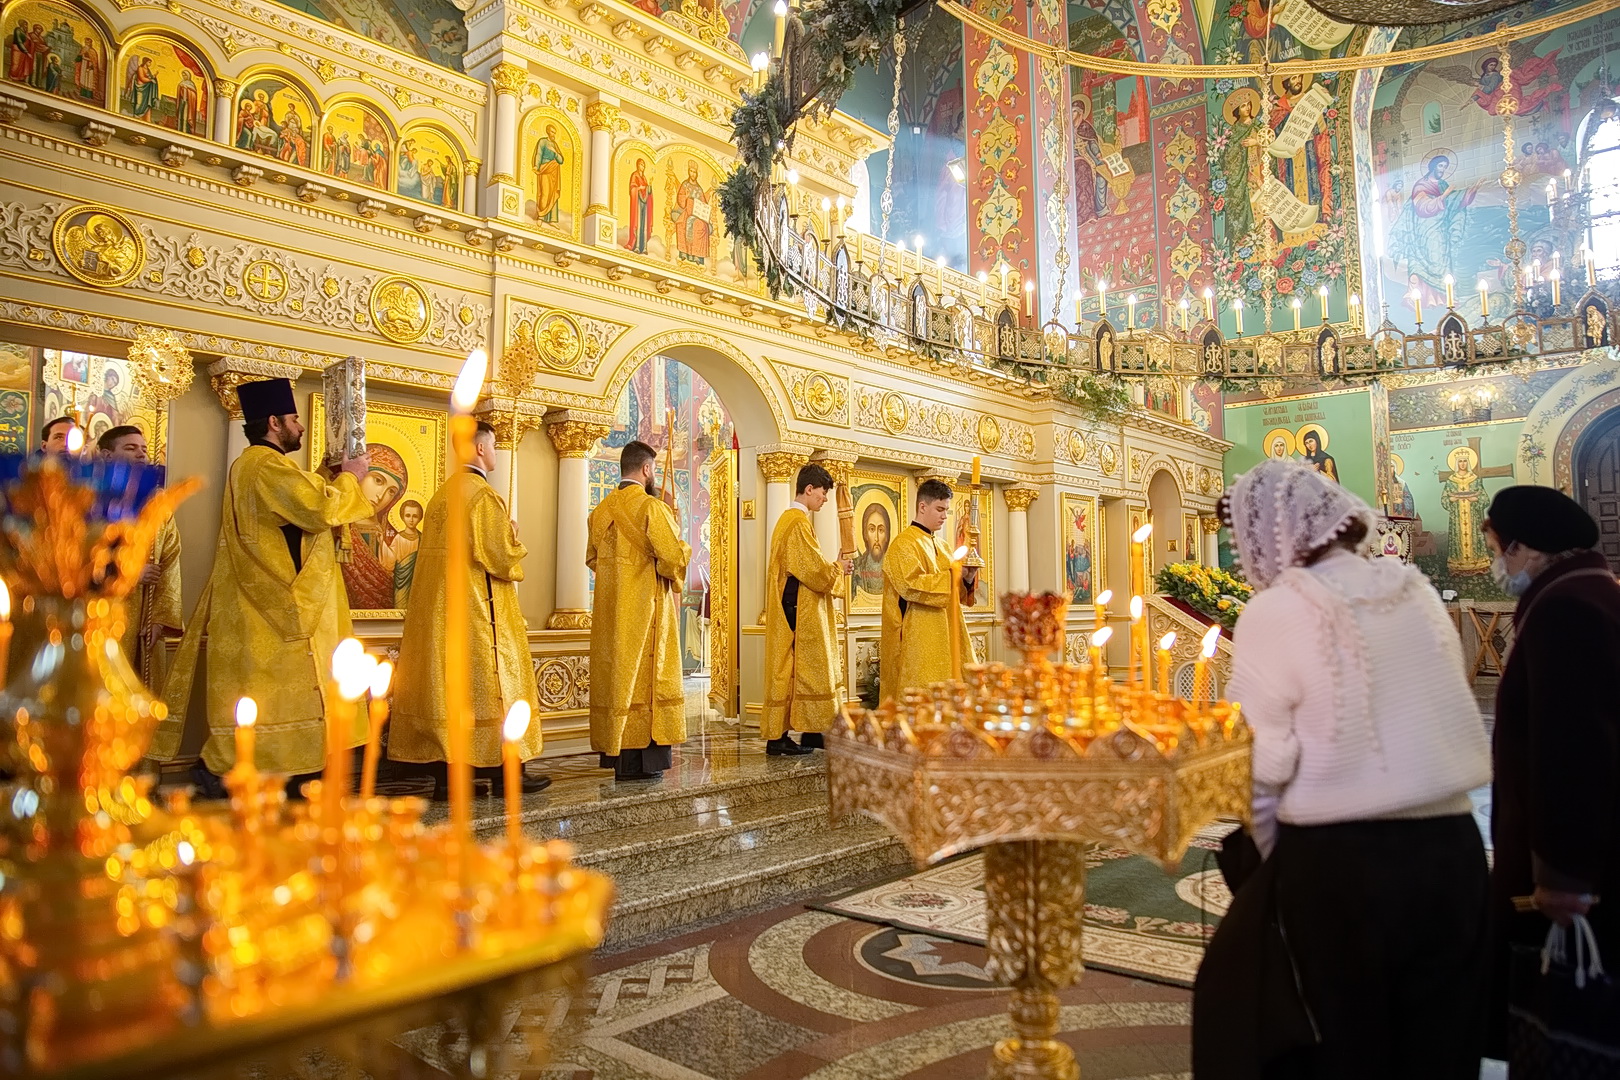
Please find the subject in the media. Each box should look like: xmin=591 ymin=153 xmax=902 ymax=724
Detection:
xmin=1147 ymin=468 xmax=1185 ymax=571
xmin=601 ymin=330 xmax=786 ymax=449
xmin=1574 ymin=404 xmax=1620 ymax=572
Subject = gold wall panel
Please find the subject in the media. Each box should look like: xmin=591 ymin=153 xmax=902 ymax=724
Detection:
xmin=505 ymin=298 xmax=630 ymax=380
xmin=772 ymin=360 xmax=850 ymax=426
xmin=853 ymin=384 xmax=1036 ymax=460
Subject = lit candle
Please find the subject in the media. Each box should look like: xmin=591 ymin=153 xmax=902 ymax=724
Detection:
xmin=1550 ymin=268 xmax=1562 ymax=307
xmin=1533 ymin=258 xmax=1542 ymax=283
xmin=1024 ymin=279 xmax=1034 ymax=319
xmin=447 ymin=348 xmax=488 ymax=871
xmin=1410 ymin=290 xmax=1423 ymax=325
xmin=1073 ymin=289 xmax=1083 ymax=324
xmin=1318 ymin=284 xmax=1329 ymax=324
xmin=234 ymin=696 xmax=257 ymax=778
xmin=1093 ymin=588 xmax=1112 ymax=630
xmin=936 ymin=255 xmax=946 ymax=295
xmin=948 ymin=545 xmax=969 ymax=678
xmin=0 ymin=579 xmax=11 ymax=681
xmin=502 ymin=700 xmax=531 ymax=852
xmin=1156 ymin=632 xmax=1177 ymax=696
xmin=1478 ymin=279 xmax=1490 ymax=320
xmin=971 ymin=455 xmax=981 ymax=486
xmin=1233 ymin=298 xmax=1244 ymax=336
xmin=1091 ymin=626 xmax=1113 ymax=708
xmin=998 ymin=260 xmax=1010 ymax=300
xmin=772 ymin=0 xmax=787 ymax=57
xmin=65 ymin=424 xmax=84 ymax=456
xmin=1349 ymin=292 xmax=1361 ymax=333
xmin=361 ymin=659 xmax=393 ymax=799
xmin=1097 ymin=278 xmax=1108 ymax=319
xmin=1444 ymin=273 xmax=1455 ymax=308
xmin=1126 ymin=293 xmax=1137 ymax=330
xmin=1585 ymin=246 xmax=1597 ymax=288
xmin=327 ymin=636 xmax=368 ymax=821
xmin=1291 ymin=297 xmax=1301 ymax=332
xmin=1547 ymin=179 xmax=1557 ymax=206
xmin=820 ymin=197 xmax=831 ymax=239
xmin=1564 ymin=167 xmax=1573 ymax=193
xmin=1192 ymin=625 xmax=1221 ymax=713
xmin=1131 ymin=523 xmax=1153 ymax=595
xmin=750 ymin=51 xmax=768 ymax=90
xmin=1203 ymin=286 xmax=1215 ymax=322
xmin=836 ymin=195 xmax=847 ymax=232
xmin=1179 ymin=297 xmax=1190 ymax=332
xmin=1128 ymin=594 xmax=1145 ymax=688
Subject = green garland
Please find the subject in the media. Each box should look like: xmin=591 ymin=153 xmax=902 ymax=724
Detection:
xmin=1155 ymin=562 xmax=1251 ymax=630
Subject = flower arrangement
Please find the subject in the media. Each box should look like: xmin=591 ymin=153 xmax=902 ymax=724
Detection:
xmin=1155 ymin=562 xmax=1251 ymax=630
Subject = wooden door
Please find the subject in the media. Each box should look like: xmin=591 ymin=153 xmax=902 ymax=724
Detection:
xmin=1579 ymin=410 xmax=1620 ymax=572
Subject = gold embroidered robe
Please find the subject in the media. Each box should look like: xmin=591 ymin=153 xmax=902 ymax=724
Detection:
xmin=120 ymin=515 xmax=183 ymax=697
xmin=879 ymin=523 xmax=975 ymax=700
xmin=586 ymin=484 xmax=691 ymax=756
xmin=389 ymin=469 xmax=541 ymax=767
xmin=153 ymin=446 xmax=371 ymax=774
xmin=761 ymin=506 xmax=842 ymax=738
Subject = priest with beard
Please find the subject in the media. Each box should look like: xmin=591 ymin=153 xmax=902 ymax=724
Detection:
xmin=880 ymin=478 xmax=976 ymax=699
xmin=153 ymin=378 xmax=372 ymax=797
xmin=587 ymin=439 xmax=690 ymax=780
xmin=98 ymin=424 xmax=183 ymax=697
xmin=389 ymin=420 xmax=549 ymax=797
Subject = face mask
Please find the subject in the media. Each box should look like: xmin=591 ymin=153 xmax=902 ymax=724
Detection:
xmin=1491 ymin=553 xmax=1534 ymax=597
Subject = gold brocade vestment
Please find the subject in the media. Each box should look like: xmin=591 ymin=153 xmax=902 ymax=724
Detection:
xmin=390 ymin=469 xmax=542 ymax=767
xmin=153 ymin=446 xmax=371 ymax=774
xmin=120 ymin=515 xmax=182 ymax=696
xmin=761 ymin=506 xmax=842 ymax=739
xmin=586 ymin=484 xmax=691 ymax=756
xmin=880 ymin=523 xmax=975 ymax=700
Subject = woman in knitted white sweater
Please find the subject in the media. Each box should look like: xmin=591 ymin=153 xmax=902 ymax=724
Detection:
xmin=1193 ymin=460 xmax=1491 ymax=1080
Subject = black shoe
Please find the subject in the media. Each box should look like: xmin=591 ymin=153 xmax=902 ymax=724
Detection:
xmin=766 ymin=736 xmax=812 ymax=756
xmin=799 ymin=733 xmax=825 ymax=750
xmin=473 ymin=765 xmax=553 ymax=794
xmin=615 ymin=770 xmax=663 ymax=781
xmin=188 ymin=761 xmax=229 ymax=801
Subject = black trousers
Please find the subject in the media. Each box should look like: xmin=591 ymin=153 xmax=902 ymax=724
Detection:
xmin=1196 ymin=814 xmax=1489 ymax=1080
xmin=598 ymin=741 xmax=673 ymax=777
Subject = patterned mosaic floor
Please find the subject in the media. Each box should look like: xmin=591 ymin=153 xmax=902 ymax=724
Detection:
xmin=381 ymin=900 xmax=1194 ymax=1080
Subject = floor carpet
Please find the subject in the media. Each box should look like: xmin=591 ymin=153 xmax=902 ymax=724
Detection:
xmin=814 ymin=822 xmax=1241 ymax=988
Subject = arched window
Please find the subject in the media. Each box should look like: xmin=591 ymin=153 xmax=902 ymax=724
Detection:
xmin=1585 ymin=105 xmax=1620 ymax=278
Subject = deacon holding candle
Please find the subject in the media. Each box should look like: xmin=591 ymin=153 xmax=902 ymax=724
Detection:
xmin=879 ymin=478 xmax=977 ymax=698
xmin=154 ymin=377 xmax=372 ymax=798
xmin=587 ymin=440 xmax=692 ymax=781
xmin=761 ymin=464 xmax=852 ymax=757
xmin=389 ymin=419 xmax=549 ymax=799
xmin=98 ymin=425 xmax=184 ymax=697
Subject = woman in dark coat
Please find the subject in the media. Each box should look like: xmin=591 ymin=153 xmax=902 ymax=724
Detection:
xmin=1482 ymin=485 xmax=1620 ymax=1057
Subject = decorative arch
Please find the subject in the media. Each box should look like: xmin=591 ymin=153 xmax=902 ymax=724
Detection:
xmin=1518 ymin=351 xmax=1620 ymax=489
xmin=600 ymin=330 xmax=786 ymax=450
xmin=232 ymin=66 xmax=318 ymax=167
xmin=113 ymin=30 xmax=211 ymax=136
xmin=318 ymin=95 xmax=395 ymax=190
xmin=2 ymin=0 xmax=111 ymax=106
xmin=518 ymin=105 xmax=582 ymax=239
xmin=394 ymin=121 xmax=467 ymax=209
xmin=1146 ymin=464 xmax=1185 ymax=568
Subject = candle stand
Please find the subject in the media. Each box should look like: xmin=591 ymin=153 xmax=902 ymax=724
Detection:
xmin=828 ymin=593 xmax=1250 ymax=1080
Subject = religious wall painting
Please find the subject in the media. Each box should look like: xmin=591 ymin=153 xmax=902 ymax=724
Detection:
xmin=518 ymin=107 xmax=580 ymax=238
xmin=849 ymin=470 xmax=905 ymax=614
xmin=613 ymin=139 xmax=657 ymax=256
xmin=397 ymin=124 xmax=464 ymax=209
xmin=234 ymin=71 xmax=317 ymax=168
xmin=663 ymin=149 xmax=727 ymax=275
xmin=309 ymin=394 xmax=446 ymax=618
xmin=1225 ymin=389 xmax=1377 ymax=503
xmin=1060 ymin=492 xmax=1099 ymax=605
xmin=3 ymin=0 xmax=105 ymax=105
xmin=942 ymin=489 xmax=994 ymax=612
xmin=115 ymin=34 xmax=209 ymax=136
xmin=0 ymin=342 xmax=32 ymax=454
xmin=50 ymin=204 xmax=143 ymax=288
xmin=319 ymin=98 xmax=395 ymax=191
xmin=1388 ymin=422 xmax=1520 ymax=598
xmin=1184 ymin=514 xmax=1200 ymax=566
xmin=39 ymin=348 xmax=157 ymax=453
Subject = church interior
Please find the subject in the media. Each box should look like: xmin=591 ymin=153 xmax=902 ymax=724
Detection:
xmin=1 ymin=0 xmax=1617 ymax=1071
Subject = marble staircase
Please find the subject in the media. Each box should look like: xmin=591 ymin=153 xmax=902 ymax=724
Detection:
xmin=461 ymin=730 xmax=910 ymax=947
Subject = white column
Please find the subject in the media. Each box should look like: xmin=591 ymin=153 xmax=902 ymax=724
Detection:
xmin=209 ymin=358 xmax=300 ymax=467
xmin=213 ymin=80 xmax=236 ymax=146
xmin=811 ymin=453 xmax=858 ymax=560
xmin=1201 ymin=515 xmax=1221 ymax=566
xmin=757 ymin=448 xmax=809 ymax=542
xmin=462 ymin=159 xmax=482 ymax=217
xmin=583 ymin=97 xmax=619 ymax=245
xmin=546 ymin=415 xmax=610 ymax=629
xmin=487 ymin=62 xmax=524 ymax=219
xmin=1005 ymin=485 xmax=1038 ymax=594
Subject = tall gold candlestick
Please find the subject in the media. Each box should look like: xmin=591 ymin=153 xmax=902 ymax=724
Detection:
xmin=1156 ymin=632 xmax=1177 ymax=697
xmin=1411 ymin=290 xmax=1423 ymax=326
xmin=1024 ymin=279 xmax=1034 ymax=319
xmin=361 ymin=659 xmax=393 ymax=799
xmin=1203 ymin=286 xmax=1215 ymax=322
xmin=948 ymin=545 xmax=968 ymax=678
xmin=1126 ymin=293 xmax=1137 ymax=330
xmin=1179 ymin=298 xmax=1190 ymax=332
xmin=1097 ymin=279 xmax=1108 ymax=320
xmin=1233 ymin=298 xmax=1244 ymax=336
xmin=502 ymin=701 xmax=531 ymax=852
xmin=1479 ymin=280 xmax=1490 ymax=321
xmin=1091 ymin=626 xmax=1113 ymax=713
xmin=1444 ymin=273 xmax=1456 ymax=308
xmin=772 ymin=0 xmax=786 ymax=56
xmin=1291 ymin=298 xmax=1301 ymax=332
xmin=447 ymin=349 xmax=488 ymax=889
xmin=1550 ymin=269 xmax=1562 ymax=307
xmin=1318 ymin=285 xmax=1329 ymax=324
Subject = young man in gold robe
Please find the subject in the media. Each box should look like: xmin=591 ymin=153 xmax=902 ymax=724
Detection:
xmin=98 ymin=424 xmax=183 ymax=697
xmin=587 ymin=439 xmax=691 ymax=780
xmin=389 ymin=420 xmax=548 ymax=797
xmin=153 ymin=378 xmax=372 ymax=797
xmin=880 ymin=478 xmax=977 ymax=699
xmin=761 ymin=463 xmax=851 ymax=755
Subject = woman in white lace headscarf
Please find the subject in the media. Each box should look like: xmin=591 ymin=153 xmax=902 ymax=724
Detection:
xmin=1193 ymin=459 xmax=1491 ymax=1080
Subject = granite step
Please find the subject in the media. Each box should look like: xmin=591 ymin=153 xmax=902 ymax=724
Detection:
xmin=569 ymin=792 xmax=839 ymax=880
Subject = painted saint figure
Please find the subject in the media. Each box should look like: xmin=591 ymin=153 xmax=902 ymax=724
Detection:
xmin=346 ymin=442 xmax=408 ymax=610
xmin=1299 ymin=428 xmax=1338 ymax=482
xmin=126 ymin=54 xmax=157 ymax=119
xmin=851 ymin=501 xmax=890 ymax=601
xmin=1403 ymin=152 xmax=1480 ymax=285
xmin=1441 ymin=446 xmax=1491 ymax=574
xmin=532 ymin=124 xmax=564 ymax=224
xmin=626 ymin=157 xmax=652 ymax=254
xmin=671 ymin=162 xmax=712 ymax=265
xmin=390 ymin=497 xmax=423 ymax=607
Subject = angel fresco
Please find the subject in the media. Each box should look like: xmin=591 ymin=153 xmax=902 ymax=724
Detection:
xmin=1468 ymin=49 xmax=1564 ymax=118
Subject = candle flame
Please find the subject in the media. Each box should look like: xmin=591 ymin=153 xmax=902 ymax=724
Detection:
xmin=1129 ymin=595 xmax=1144 ymax=619
xmin=1200 ymin=624 xmax=1222 ymax=658
xmin=453 ymin=349 xmax=488 ymax=411
xmin=1095 ymin=588 xmax=1112 ymax=606
xmin=1158 ymin=631 xmax=1177 ymax=651
xmin=332 ymin=637 xmax=370 ymax=700
xmin=369 ymin=658 xmax=394 ymax=699
xmin=951 ymin=544 xmax=970 ymax=561
xmin=65 ymin=425 xmax=84 ymax=454
xmin=0 ymin=578 xmax=9 ymax=621
xmin=773 ymin=0 xmax=786 ymax=12
xmin=1092 ymin=626 xmax=1113 ymax=647
xmin=1132 ymin=523 xmax=1153 ymax=543
xmin=1478 ymin=279 xmax=1490 ymax=292
xmin=503 ymin=700 xmax=532 ymax=742
xmin=235 ymin=696 xmax=257 ymax=728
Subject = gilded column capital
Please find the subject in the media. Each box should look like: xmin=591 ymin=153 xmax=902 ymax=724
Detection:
xmin=490 ymin=62 xmax=527 ymax=96
xmin=545 ymin=609 xmax=592 ymax=630
xmin=206 ymin=357 xmax=301 ymax=419
xmin=1200 ymin=515 xmax=1224 ymax=534
xmin=812 ymin=451 xmax=857 ymax=489
xmin=915 ymin=466 xmax=962 ymax=483
xmin=584 ymin=101 xmax=620 ymax=131
xmin=547 ymin=419 xmax=611 ymax=458
xmin=479 ymin=406 xmax=541 ymax=451
xmin=463 ymin=157 xmax=483 ymax=177
xmin=1004 ymin=485 xmax=1040 ymax=513
xmin=215 ymin=78 xmax=237 ymax=100
xmin=757 ymin=442 xmax=813 ymax=484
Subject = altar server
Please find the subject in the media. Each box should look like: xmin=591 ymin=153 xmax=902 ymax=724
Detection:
xmin=880 ymin=478 xmax=976 ymax=699
xmin=587 ymin=439 xmax=690 ymax=780
xmin=153 ymin=378 xmax=371 ymax=791
xmin=761 ymin=463 xmax=850 ymax=755
xmin=389 ymin=420 xmax=548 ymax=796
xmin=98 ymin=424 xmax=183 ymax=696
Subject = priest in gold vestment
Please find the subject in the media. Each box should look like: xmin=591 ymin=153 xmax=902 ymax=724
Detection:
xmin=761 ymin=463 xmax=850 ymax=756
xmin=880 ymin=478 xmax=976 ymax=699
xmin=153 ymin=378 xmax=372 ymax=792
xmin=587 ymin=440 xmax=691 ymax=780
xmin=389 ymin=420 xmax=548 ymax=796
xmin=98 ymin=425 xmax=183 ymax=697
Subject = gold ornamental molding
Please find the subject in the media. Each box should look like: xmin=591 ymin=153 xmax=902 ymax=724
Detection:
xmin=477 ymin=401 xmax=547 ymax=450
xmin=1201 ymin=515 xmax=1224 ymax=534
xmin=50 ymin=204 xmax=144 ymax=288
xmin=809 ymin=450 xmax=857 ymax=489
xmin=772 ymin=360 xmax=850 ymax=427
xmin=756 ymin=445 xmax=813 ymax=484
xmin=506 ymin=298 xmax=630 ymax=380
xmin=542 ymin=610 xmax=593 ymax=633
xmin=583 ymin=101 xmax=621 ymax=132
xmin=490 ymin=62 xmax=529 ymax=96
xmin=1004 ymin=486 xmax=1040 ymax=513
xmin=546 ymin=414 xmax=612 ymax=458
xmin=854 ymin=385 xmax=1037 ymax=462
xmin=207 ymin=356 xmax=303 ymax=418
